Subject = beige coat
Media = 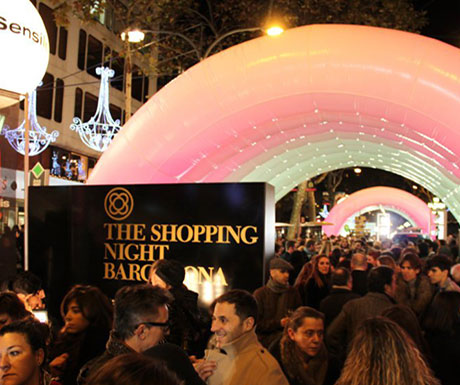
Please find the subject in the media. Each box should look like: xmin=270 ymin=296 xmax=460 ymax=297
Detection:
xmin=206 ymin=329 xmax=289 ymax=385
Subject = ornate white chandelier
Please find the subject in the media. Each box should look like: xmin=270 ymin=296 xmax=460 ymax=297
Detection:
xmin=2 ymin=84 xmax=59 ymax=156
xmin=70 ymin=66 xmax=122 ymax=152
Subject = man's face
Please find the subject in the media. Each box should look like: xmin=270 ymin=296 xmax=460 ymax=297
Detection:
xmin=211 ymin=302 xmax=249 ymax=348
xmin=270 ymin=269 xmax=289 ymax=285
xmin=139 ymin=305 xmax=169 ymax=352
xmin=288 ymin=317 xmax=324 ymax=357
xmin=400 ymin=261 xmax=419 ymax=282
xmin=428 ymin=267 xmax=448 ymax=285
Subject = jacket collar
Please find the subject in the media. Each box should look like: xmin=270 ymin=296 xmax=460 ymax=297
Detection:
xmin=221 ymin=328 xmax=259 ymax=357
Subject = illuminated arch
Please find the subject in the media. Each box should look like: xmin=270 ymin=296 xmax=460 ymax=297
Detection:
xmin=88 ymin=24 xmax=460 ymax=221
xmin=322 ymin=187 xmax=435 ymax=236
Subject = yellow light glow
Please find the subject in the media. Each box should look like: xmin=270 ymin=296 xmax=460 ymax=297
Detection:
xmin=266 ymin=26 xmax=284 ymax=37
xmin=121 ymin=29 xmax=145 ymax=43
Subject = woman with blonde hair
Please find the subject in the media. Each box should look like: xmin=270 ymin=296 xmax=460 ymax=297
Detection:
xmin=335 ymin=317 xmax=439 ymax=385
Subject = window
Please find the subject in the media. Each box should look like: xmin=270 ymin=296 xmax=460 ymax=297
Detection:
xmin=110 ymin=51 xmax=124 ymax=91
xmin=36 ymin=73 xmax=54 ymax=119
xmin=83 ymin=92 xmax=98 ymax=122
xmin=78 ymin=30 xmax=87 ymax=70
xmin=54 ymin=79 xmax=64 ymax=122
xmin=74 ymin=88 xmax=83 ymax=119
xmin=103 ymin=46 xmax=111 ymax=67
xmin=86 ymin=35 xmax=103 ymax=78
xmin=38 ymin=3 xmax=57 ymax=55
xmin=109 ymin=104 xmax=122 ymax=123
xmin=58 ymin=27 xmax=68 ymax=60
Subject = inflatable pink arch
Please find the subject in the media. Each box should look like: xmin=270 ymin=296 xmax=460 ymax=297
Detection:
xmin=323 ymin=187 xmax=436 ymax=236
xmin=88 ymin=24 xmax=460 ymax=221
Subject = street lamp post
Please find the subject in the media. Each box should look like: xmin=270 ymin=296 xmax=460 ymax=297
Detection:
xmin=121 ymin=25 xmax=284 ymax=119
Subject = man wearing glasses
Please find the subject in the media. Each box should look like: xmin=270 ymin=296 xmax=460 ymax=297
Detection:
xmin=78 ymin=284 xmax=205 ymax=385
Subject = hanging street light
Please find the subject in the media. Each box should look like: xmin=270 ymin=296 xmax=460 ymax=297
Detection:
xmin=70 ymin=67 xmax=122 ymax=152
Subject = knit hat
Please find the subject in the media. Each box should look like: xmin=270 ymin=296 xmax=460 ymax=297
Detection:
xmin=155 ymin=259 xmax=185 ymax=288
xmin=269 ymin=257 xmax=293 ymax=271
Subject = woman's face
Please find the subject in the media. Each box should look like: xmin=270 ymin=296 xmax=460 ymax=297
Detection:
xmin=0 ymin=332 xmax=43 ymax=385
xmin=64 ymin=299 xmax=90 ymax=334
xmin=317 ymin=257 xmax=330 ymax=275
xmin=400 ymin=261 xmax=419 ymax=282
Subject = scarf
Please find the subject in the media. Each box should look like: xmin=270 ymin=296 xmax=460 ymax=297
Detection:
xmin=267 ymin=277 xmax=289 ymax=293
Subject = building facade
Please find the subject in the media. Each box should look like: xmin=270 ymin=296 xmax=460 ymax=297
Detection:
xmin=0 ymin=0 xmax=156 ymax=231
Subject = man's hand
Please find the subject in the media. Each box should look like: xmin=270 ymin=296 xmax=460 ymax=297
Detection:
xmin=193 ymin=358 xmax=217 ymax=381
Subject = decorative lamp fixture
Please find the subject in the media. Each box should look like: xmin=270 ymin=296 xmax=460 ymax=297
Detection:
xmin=70 ymin=67 xmax=122 ymax=152
xmin=2 ymin=84 xmax=59 ymax=155
xmin=0 ymin=0 xmax=49 ymax=107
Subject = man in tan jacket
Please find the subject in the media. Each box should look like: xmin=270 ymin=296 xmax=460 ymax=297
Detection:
xmin=196 ymin=289 xmax=289 ymax=385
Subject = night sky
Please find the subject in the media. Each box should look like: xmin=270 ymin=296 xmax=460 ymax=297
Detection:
xmin=417 ymin=0 xmax=460 ymax=47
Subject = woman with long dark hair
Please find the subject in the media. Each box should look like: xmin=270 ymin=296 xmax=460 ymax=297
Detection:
xmin=49 ymin=285 xmax=113 ymax=385
xmin=296 ymin=255 xmax=331 ymax=309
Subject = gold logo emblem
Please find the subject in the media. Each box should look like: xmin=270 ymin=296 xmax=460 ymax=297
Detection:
xmin=104 ymin=187 xmax=134 ymax=221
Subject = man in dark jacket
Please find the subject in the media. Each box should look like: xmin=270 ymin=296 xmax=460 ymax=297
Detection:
xmin=78 ymin=284 xmax=205 ymax=385
xmin=350 ymin=253 xmax=368 ymax=296
xmin=253 ymin=258 xmax=302 ymax=348
xmin=320 ymin=267 xmax=360 ymax=328
xmin=326 ymin=266 xmax=396 ymax=358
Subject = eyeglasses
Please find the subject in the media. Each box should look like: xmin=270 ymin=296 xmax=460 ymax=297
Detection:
xmin=135 ymin=321 xmax=169 ymax=331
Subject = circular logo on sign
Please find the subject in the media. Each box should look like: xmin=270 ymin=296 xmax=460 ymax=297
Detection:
xmin=104 ymin=187 xmax=134 ymax=221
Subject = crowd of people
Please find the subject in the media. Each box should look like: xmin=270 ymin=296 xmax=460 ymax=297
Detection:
xmin=0 ymin=233 xmax=459 ymax=385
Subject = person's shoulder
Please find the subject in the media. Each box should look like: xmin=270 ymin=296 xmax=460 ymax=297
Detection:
xmin=252 ymin=344 xmax=283 ymax=368
xmin=77 ymin=351 xmax=111 ymax=385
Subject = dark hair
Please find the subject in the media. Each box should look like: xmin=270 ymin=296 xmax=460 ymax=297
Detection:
xmin=114 ymin=285 xmax=172 ymax=340
xmin=0 ymin=292 xmax=31 ymax=322
xmin=423 ymin=291 xmax=460 ymax=334
xmin=213 ymin=289 xmax=258 ymax=324
xmin=367 ymin=266 xmax=394 ymax=293
xmin=377 ymin=256 xmax=396 ymax=270
xmin=0 ymin=318 xmax=50 ymax=365
xmin=286 ymin=306 xmax=324 ymax=332
xmin=381 ymin=305 xmax=429 ymax=356
xmin=12 ymin=271 xmax=42 ymax=295
xmin=61 ymin=285 xmax=113 ymax=331
xmin=426 ymin=255 xmax=452 ymax=272
xmin=390 ymin=247 xmax=402 ymax=261
xmin=306 ymin=239 xmax=315 ymax=249
xmin=285 ymin=240 xmax=296 ymax=250
xmin=418 ymin=242 xmax=429 ymax=258
xmin=331 ymin=268 xmax=351 ymax=287
xmin=86 ymin=353 xmax=182 ymax=385
xmin=399 ymin=253 xmax=422 ymax=271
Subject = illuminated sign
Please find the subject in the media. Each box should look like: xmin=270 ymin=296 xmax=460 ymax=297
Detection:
xmin=0 ymin=0 xmax=49 ymax=100
xmin=29 ymin=183 xmax=274 ymax=314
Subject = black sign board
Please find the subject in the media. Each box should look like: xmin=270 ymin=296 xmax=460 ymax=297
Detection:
xmin=29 ymin=183 xmax=274 ymax=321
